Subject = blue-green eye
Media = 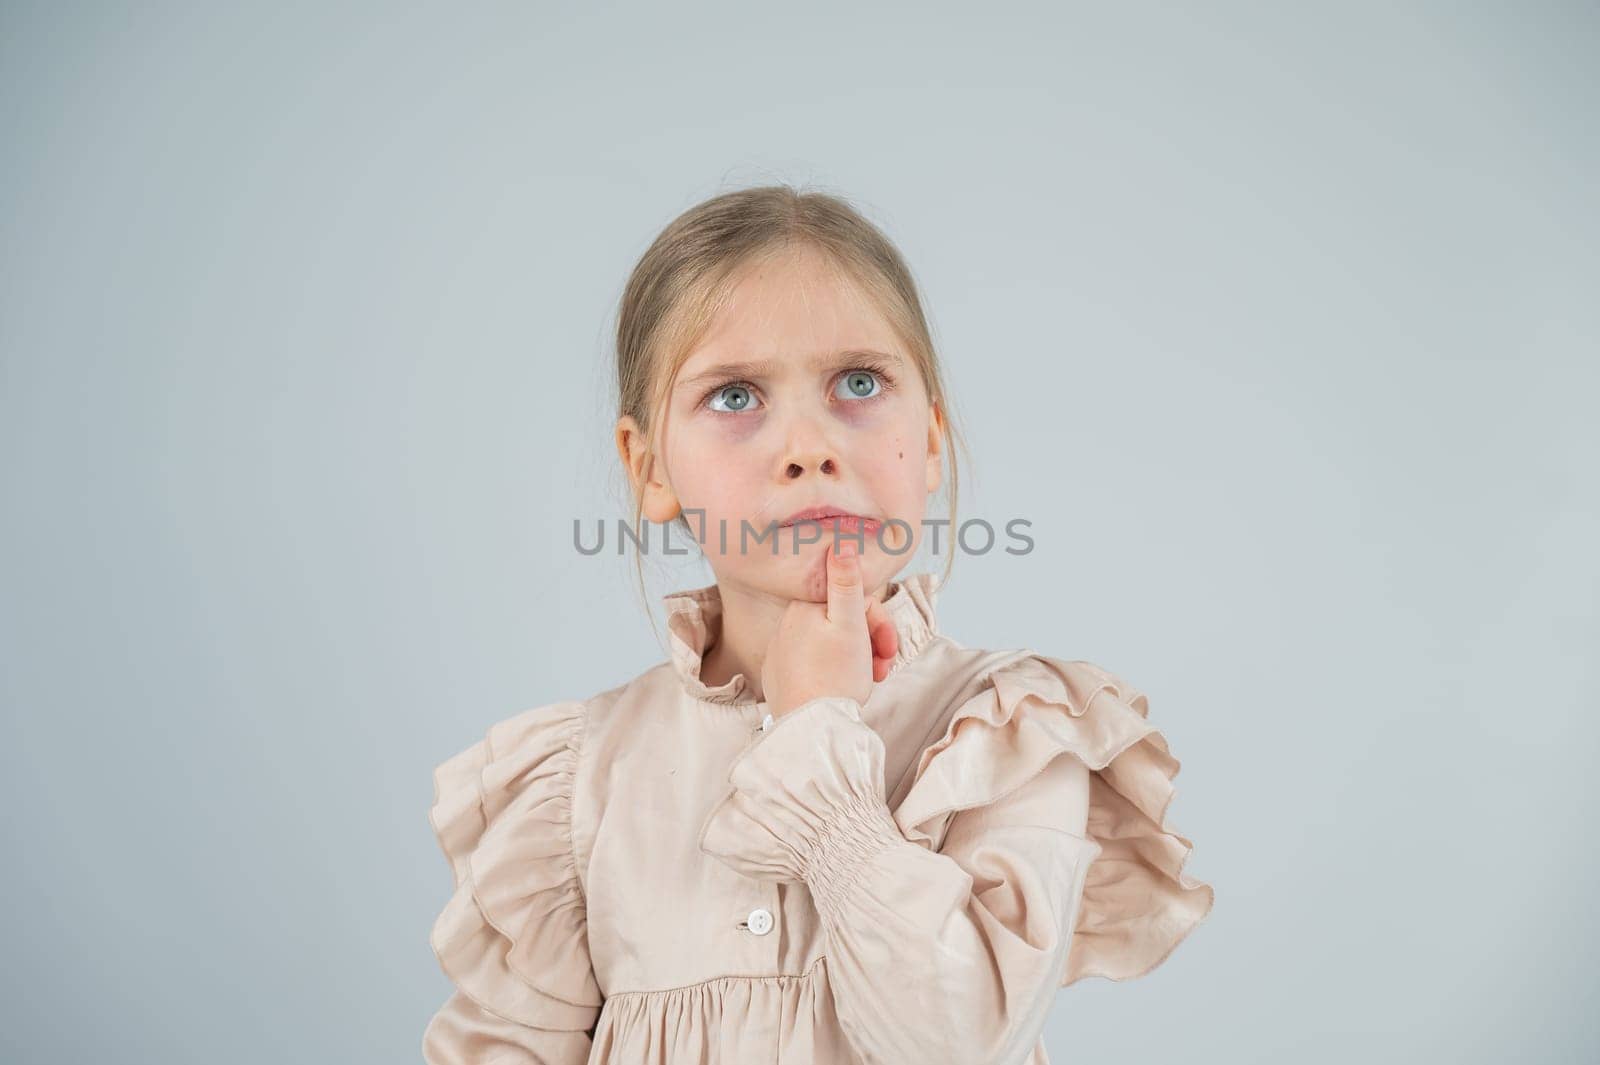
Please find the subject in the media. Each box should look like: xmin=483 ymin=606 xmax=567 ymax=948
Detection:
xmin=836 ymin=370 xmax=882 ymax=400
xmin=708 ymin=384 xmax=760 ymax=413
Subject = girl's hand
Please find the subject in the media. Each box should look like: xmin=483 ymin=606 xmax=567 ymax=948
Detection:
xmin=762 ymin=540 xmax=900 ymax=720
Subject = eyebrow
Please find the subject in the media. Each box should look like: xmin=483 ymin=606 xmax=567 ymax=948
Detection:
xmin=675 ymin=348 xmax=902 ymax=394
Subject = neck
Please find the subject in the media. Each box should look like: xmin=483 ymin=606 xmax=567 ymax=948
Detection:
xmin=700 ymin=574 xmax=891 ymax=702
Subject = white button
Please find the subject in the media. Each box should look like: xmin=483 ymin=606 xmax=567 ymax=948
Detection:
xmin=746 ymin=907 xmax=774 ymax=936
xmin=760 ymin=713 xmax=774 ymax=732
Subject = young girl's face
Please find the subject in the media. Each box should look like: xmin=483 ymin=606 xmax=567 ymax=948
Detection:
xmin=649 ymin=245 xmax=943 ymax=603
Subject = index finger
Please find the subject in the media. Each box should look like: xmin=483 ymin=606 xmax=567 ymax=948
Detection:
xmin=826 ymin=537 xmax=865 ymax=624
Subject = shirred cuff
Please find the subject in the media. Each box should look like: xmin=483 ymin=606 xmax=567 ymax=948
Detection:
xmin=698 ymin=696 xmax=899 ymax=898
xmin=793 ymin=792 xmax=902 ymax=921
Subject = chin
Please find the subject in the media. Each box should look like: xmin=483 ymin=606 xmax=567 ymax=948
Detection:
xmin=792 ymin=567 xmax=830 ymax=604
xmin=727 ymin=554 xmax=828 ymax=604
xmin=790 ymin=549 xmax=891 ymax=604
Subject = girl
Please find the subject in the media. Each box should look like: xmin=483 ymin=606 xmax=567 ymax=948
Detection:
xmin=422 ymin=187 xmax=1214 ymax=1064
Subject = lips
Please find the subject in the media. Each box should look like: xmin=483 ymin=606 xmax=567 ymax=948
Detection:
xmin=778 ymin=506 xmax=881 ymax=535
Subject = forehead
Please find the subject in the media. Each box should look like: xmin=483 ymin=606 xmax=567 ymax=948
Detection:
xmin=679 ymin=248 xmax=902 ymax=373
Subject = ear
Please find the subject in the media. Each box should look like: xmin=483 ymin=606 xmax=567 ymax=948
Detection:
xmin=616 ymin=414 xmax=682 ymax=523
xmin=924 ymin=400 xmax=945 ymax=494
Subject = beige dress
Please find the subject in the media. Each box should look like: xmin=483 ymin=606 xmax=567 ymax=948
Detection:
xmin=423 ymin=571 xmax=1214 ymax=1064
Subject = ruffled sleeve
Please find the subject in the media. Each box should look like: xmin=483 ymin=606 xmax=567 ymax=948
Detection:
xmin=697 ymin=653 xmax=1213 ymax=1065
xmin=423 ymin=700 xmax=602 ymax=1065
xmin=897 ymin=654 xmax=1215 ymax=985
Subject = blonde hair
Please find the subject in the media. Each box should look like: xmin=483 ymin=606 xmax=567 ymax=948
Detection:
xmin=613 ymin=183 xmax=971 ymax=638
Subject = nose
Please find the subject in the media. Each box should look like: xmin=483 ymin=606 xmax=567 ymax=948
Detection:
xmin=779 ymin=414 xmax=841 ymax=481
xmin=785 ymin=452 xmax=837 ymax=479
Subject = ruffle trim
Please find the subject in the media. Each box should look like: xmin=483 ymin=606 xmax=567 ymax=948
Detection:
xmin=664 ymin=572 xmax=943 ymax=705
xmin=892 ymin=653 xmax=1215 ymax=986
xmin=427 ymin=699 xmax=603 ymax=1029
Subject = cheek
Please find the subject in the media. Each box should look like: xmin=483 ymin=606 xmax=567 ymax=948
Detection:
xmin=858 ymin=428 xmax=924 ymax=496
xmin=674 ymin=430 xmax=766 ymax=513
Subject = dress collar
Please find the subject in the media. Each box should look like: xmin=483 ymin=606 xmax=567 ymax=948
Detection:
xmin=663 ymin=571 xmax=943 ymax=706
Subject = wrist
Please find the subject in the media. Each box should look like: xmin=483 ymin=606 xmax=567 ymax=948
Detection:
xmin=770 ymin=692 xmax=852 ymax=720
